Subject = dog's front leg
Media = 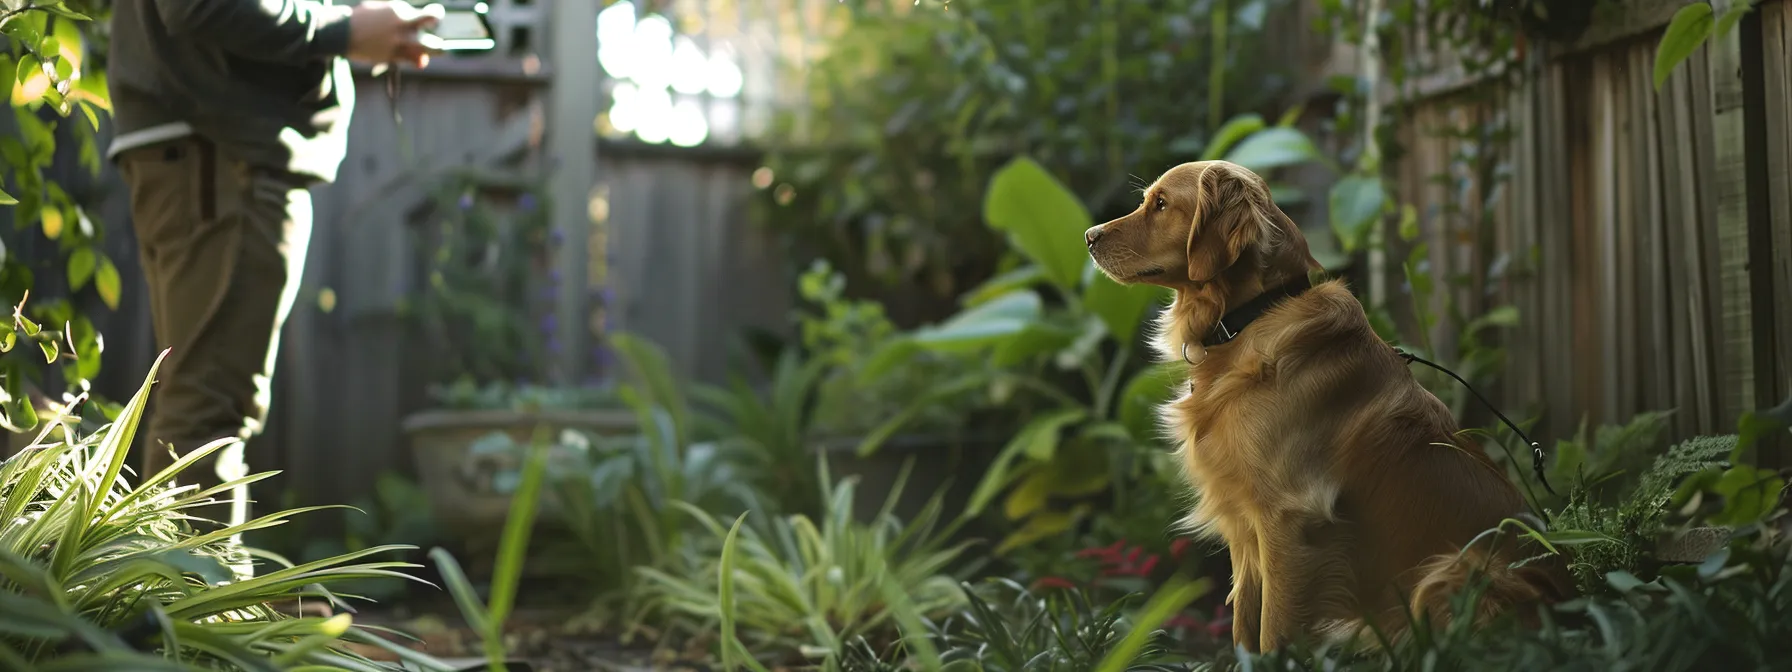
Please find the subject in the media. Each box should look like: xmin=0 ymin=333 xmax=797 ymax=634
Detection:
xmin=1227 ymin=541 xmax=1263 ymax=651
xmin=1256 ymin=515 xmax=1349 ymax=651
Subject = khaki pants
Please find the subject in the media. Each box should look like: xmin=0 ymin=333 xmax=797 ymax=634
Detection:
xmin=117 ymin=137 xmax=311 ymax=532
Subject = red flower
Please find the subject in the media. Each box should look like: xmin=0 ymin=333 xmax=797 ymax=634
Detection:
xmin=1136 ymin=554 xmax=1160 ymax=576
xmin=1169 ymin=538 xmax=1192 ymax=560
xmin=1032 ymin=576 xmax=1077 ymax=591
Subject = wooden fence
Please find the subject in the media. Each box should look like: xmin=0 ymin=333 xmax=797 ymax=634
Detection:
xmin=1380 ymin=0 xmax=1792 ymax=463
xmin=26 ymin=59 xmax=787 ymax=508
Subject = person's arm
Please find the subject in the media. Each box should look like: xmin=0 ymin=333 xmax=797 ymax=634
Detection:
xmin=153 ymin=0 xmax=354 ymax=63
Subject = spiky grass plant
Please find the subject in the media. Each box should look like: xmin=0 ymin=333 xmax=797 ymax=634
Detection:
xmin=0 ymin=353 xmax=460 ymax=671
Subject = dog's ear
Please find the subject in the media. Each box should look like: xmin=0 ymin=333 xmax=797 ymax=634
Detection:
xmin=1185 ymin=168 xmax=1277 ymax=283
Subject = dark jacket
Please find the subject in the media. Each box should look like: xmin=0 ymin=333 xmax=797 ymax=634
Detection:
xmin=107 ymin=0 xmax=356 ymax=183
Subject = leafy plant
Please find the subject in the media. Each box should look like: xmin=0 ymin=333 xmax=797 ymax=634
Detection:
xmin=637 ymin=463 xmax=972 ymax=669
xmin=833 ymin=578 xmax=1202 ymax=671
xmin=758 ymin=0 xmax=1305 ymax=320
xmin=430 ymin=425 xmax=552 ymax=672
xmin=793 ymin=259 xmax=977 ymax=440
xmin=0 ymin=352 xmax=461 ymax=670
xmin=0 ymin=1 xmax=119 ymax=432
xmin=426 ymin=379 xmax=620 ymax=412
xmin=862 ymin=117 xmax=1323 ymax=554
xmin=400 ymin=172 xmax=552 ymax=390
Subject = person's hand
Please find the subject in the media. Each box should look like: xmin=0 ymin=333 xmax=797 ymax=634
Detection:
xmin=346 ymin=1 xmax=444 ymax=68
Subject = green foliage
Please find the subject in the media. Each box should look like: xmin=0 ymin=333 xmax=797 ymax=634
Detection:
xmin=1654 ymin=1 xmax=1757 ymax=91
xmin=757 ymin=0 xmax=1304 ymax=315
xmin=638 ymin=465 xmax=971 ymax=670
xmin=400 ymin=173 xmax=552 ymax=389
xmin=0 ymin=1 xmax=117 ymax=433
xmin=1550 ymin=434 xmax=1733 ymax=593
xmin=530 ymin=334 xmax=763 ymax=623
xmin=835 ymin=579 xmax=1196 ymax=671
xmin=795 ymin=260 xmax=977 ymax=439
xmin=430 ymin=426 xmax=553 ymax=672
xmin=0 ymin=354 xmax=464 ymax=670
xmin=426 ymin=379 xmax=620 ymax=412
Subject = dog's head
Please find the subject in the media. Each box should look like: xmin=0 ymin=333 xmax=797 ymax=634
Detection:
xmin=1084 ymin=160 xmax=1309 ymax=288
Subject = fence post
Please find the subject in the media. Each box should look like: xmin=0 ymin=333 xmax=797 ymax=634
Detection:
xmin=547 ymin=0 xmax=601 ymax=385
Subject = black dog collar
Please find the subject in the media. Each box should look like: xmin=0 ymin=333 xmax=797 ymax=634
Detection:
xmin=1201 ymin=275 xmax=1314 ymax=348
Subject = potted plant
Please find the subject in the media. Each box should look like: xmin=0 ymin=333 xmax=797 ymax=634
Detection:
xmin=396 ymin=173 xmax=636 ymax=538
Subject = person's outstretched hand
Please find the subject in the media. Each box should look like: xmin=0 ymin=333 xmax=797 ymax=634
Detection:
xmin=347 ymin=1 xmax=444 ymax=68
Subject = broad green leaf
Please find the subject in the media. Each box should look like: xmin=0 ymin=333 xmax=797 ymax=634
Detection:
xmin=1736 ymin=394 xmax=1792 ymax=457
xmin=1708 ymin=465 xmax=1783 ymax=526
xmin=991 ymin=319 xmax=1079 ymax=368
xmin=911 ymin=290 xmax=1043 ymax=351
xmin=1654 ymin=2 xmax=1714 ymax=91
xmin=966 ymin=409 xmax=1085 ymax=515
xmin=962 ymin=264 xmax=1046 ymax=307
xmin=1328 ymin=174 xmax=1385 ymax=253
xmin=1200 ymin=114 xmax=1267 ymax=160
xmin=1080 ymin=270 xmax=1166 ymax=345
xmin=983 ymin=157 xmax=1094 ymax=291
xmin=1118 ymin=363 xmax=1184 ymax=443
xmin=994 ymin=506 xmax=1084 ymax=555
xmin=66 ymin=246 xmax=94 ymax=290
xmin=1223 ymin=127 xmax=1321 ymax=172
xmin=95 ymin=256 xmax=121 ymax=309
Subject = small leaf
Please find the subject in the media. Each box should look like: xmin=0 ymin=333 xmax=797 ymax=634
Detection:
xmin=1654 ymin=2 xmax=1715 ymax=91
xmin=39 ymin=206 xmax=61 ymax=239
xmin=38 ymin=338 xmax=55 ymax=364
xmin=66 ymin=246 xmax=94 ymax=290
xmin=1397 ymin=203 xmax=1419 ymax=241
xmin=95 ymin=256 xmax=121 ymax=309
xmin=0 ymin=188 xmax=14 ymax=206
xmin=1606 ymin=570 xmax=1646 ymax=593
xmin=1328 ymin=174 xmax=1385 ymax=253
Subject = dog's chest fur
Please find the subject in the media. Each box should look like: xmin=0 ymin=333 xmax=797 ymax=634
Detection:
xmin=1156 ymin=308 xmax=1345 ymax=542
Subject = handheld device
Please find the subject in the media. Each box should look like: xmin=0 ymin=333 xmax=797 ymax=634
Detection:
xmin=419 ymin=4 xmax=497 ymax=52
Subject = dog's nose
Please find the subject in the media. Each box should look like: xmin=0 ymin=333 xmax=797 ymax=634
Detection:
xmin=1085 ymin=226 xmax=1104 ymax=247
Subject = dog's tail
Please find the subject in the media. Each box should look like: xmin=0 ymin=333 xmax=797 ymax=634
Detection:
xmin=1406 ymin=527 xmax=1574 ymax=632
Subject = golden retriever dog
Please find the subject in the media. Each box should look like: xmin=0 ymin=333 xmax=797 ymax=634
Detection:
xmin=1083 ymin=160 xmax=1573 ymax=651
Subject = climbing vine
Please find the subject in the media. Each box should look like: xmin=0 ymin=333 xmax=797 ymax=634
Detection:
xmin=1 ymin=0 xmax=118 ymax=430
xmin=1313 ymin=0 xmax=1563 ymax=421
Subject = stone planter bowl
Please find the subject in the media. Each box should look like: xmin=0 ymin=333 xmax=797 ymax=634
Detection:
xmin=402 ymin=408 xmax=638 ymax=537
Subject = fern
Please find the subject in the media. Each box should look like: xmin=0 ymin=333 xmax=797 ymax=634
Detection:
xmin=1550 ymin=435 xmax=1734 ymax=592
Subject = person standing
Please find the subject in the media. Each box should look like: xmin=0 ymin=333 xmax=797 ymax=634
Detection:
xmin=107 ymin=1 xmax=440 ymax=534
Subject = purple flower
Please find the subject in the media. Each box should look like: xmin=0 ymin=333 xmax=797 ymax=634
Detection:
xmin=548 ymin=269 xmax=562 ymax=285
xmin=546 ymin=337 xmax=562 ymax=353
xmin=519 ymin=193 xmax=538 ymax=211
xmin=540 ymin=313 xmax=558 ymax=334
xmin=549 ymin=227 xmax=565 ymax=245
xmin=458 ymin=193 xmax=474 ymax=210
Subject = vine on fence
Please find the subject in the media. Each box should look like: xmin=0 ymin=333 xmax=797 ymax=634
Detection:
xmin=1 ymin=0 xmax=118 ymax=431
xmin=1315 ymin=0 xmax=1537 ymax=421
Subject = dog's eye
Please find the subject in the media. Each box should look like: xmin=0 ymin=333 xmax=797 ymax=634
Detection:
xmin=1154 ymin=196 xmax=1166 ymax=211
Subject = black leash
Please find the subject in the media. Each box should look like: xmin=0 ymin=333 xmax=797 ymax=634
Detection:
xmin=1395 ymin=348 xmax=1558 ymax=499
